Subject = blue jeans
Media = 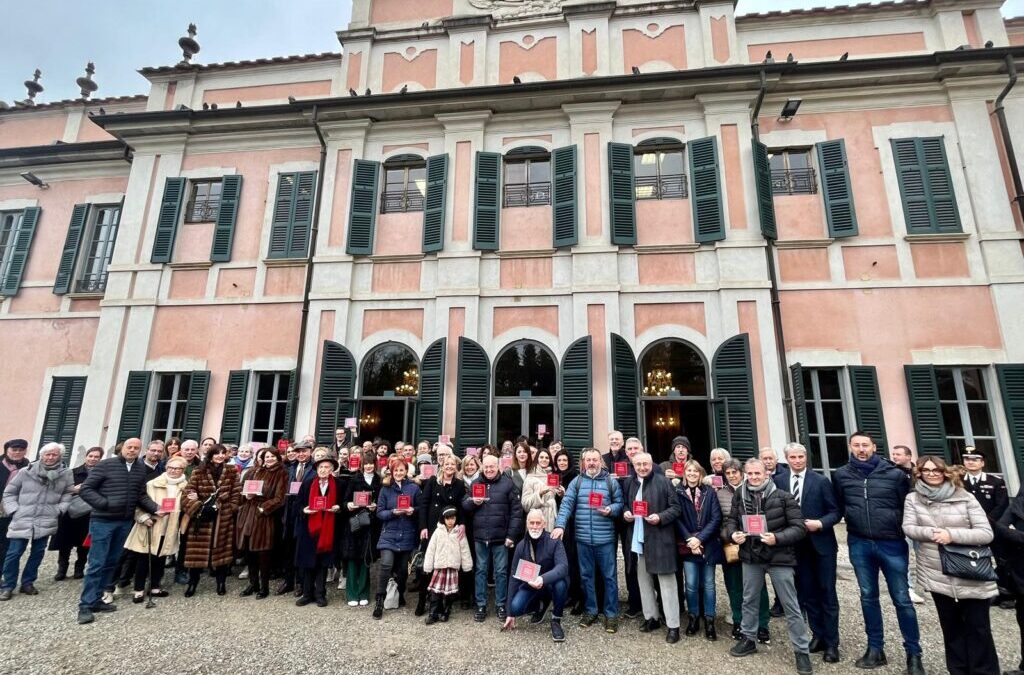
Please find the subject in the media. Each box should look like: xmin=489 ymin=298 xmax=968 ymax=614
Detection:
xmin=848 ymin=534 xmax=921 ymax=655
xmin=578 ymin=541 xmax=618 ymax=618
xmin=474 ymin=541 xmax=509 ymax=609
xmin=79 ymin=518 xmax=133 ymax=610
xmin=1 ymin=536 xmax=48 ymax=590
xmin=508 ymin=578 xmax=569 ymax=618
xmin=682 ymin=558 xmax=717 ymax=617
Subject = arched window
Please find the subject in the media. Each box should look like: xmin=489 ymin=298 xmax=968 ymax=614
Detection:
xmin=494 ymin=341 xmax=557 ymax=396
xmin=639 ymin=339 xmax=707 ymax=398
xmin=381 ymin=154 xmax=426 ymax=213
xmin=503 ymin=146 xmax=551 ymax=208
xmin=360 ymin=343 xmax=419 ymax=396
xmin=634 ymin=138 xmax=687 ymax=200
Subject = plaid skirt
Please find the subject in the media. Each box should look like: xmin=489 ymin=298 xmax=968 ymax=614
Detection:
xmin=427 ymin=568 xmax=460 ymax=595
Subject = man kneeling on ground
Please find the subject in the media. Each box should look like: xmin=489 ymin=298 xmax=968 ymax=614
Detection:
xmin=503 ymin=509 xmax=570 ymax=642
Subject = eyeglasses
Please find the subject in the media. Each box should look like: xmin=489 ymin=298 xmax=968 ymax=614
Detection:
xmin=920 ymin=468 xmax=944 ymax=475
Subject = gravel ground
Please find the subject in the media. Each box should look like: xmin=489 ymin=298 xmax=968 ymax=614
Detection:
xmin=0 ymin=525 xmax=1020 ymax=675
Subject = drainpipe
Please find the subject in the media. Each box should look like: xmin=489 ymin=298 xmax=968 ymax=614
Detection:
xmin=994 ymin=55 xmax=1024 ymax=223
xmin=751 ymin=70 xmax=797 ymax=444
xmin=290 ymin=105 xmax=329 ymax=441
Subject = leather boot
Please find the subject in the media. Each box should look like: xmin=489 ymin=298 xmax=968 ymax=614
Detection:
xmin=425 ymin=593 xmax=442 ymax=625
xmin=441 ymin=595 xmax=452 ymax=622
xmin=54 ymin=562 xmax=69 ymax=582
xmin=73 ymin=558 xmax=86 ymax=579
xmin=704 ymin=616 xmax=717 ymax=641
xmin=415 ymin=589 xmax=428 ymax=617
xmin=216 ymin=576 xmax=227 ymax=596
xmin=685 ymin=614 xmax=700 ymax=636
xmin=184 ymin=582 xmax=198 ymax=598
xmin=372 ymin=594 xmax=385 ymax=619
xmin=906 ymin=654 xmax=925 ymax=675
xmin=257 ymin=576 xmax=270 ymax=599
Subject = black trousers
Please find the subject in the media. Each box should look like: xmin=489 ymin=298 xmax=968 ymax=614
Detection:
xmin=932 ymin=592 xmax=1000 ymax=675
xmin=245 ymin=550 xmax=272 ymax=592
xmin=302 ymin=564 xmax=329 ymax=601
xmin=133 ymin=553 xmax=167 ymax=592
xmin=188 ymin=565 xmax=228 ymax=586
xmin=377 ymin=549 xmax=411 ymax=597
xmin=57 ymin=545 xmax=88 ymax=571
xmin=0 ymin=517 xmax=11 ymax=565
xmin=795 ymin=543 xmax=840 ymax=648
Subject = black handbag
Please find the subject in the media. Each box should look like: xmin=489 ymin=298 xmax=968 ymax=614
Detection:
xmin=350 ymin=510 xmax=371 ymax=532
xmin=939 ymin=544 xmax=998 ymax=582
xmin=196 ymin=492 xmax=219 ymax=523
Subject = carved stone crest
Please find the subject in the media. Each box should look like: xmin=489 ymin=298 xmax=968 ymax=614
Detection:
xmin=467 ymin=0 xmax=564 ymax=17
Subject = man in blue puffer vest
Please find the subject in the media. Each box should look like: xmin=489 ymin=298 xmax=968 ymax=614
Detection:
xmin=552 ymin=447 xmax=623 ymax=633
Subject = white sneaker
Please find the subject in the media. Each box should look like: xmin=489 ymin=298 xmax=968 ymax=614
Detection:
xmin=326 ymin=568 xmax=337 ymax=583
xmin=337 ymin=577 xmax=347 ymax=591
xmin=347 ymin=600 xmax=358 ymax=607
xmin=358 ymin=599 xmax=368 ymax=606
xmin=238 ymin=569 xmax=249 ymax=579
xmin=909 ymin=590 xmax=925 ymax=604
xmin=101 ymin=591 xmax=114 ymax=605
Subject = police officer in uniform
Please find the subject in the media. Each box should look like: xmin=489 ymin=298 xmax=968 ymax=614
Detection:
xmin=962 ymin=446 xmax=1011 ymax=608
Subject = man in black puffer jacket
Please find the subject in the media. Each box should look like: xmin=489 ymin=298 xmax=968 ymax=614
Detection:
xmin=76 ymin=438 xmax=159 ymax=625
xmin=726 ymin=458 xmax=811 ymax=675
xmin=832 ymin=430 xmax=922 ymax=675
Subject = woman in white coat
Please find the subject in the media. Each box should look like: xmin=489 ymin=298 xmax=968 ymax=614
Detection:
xmin=521 ymin=448 xmax=558 ymax=531
xmin=123 ymin=456 xmax=188 ymax=602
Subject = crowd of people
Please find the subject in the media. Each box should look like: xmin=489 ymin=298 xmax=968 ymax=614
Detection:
xmin=0 ymin=429 xmax=1019 ymax=674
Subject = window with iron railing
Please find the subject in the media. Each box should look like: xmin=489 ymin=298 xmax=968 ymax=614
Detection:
xmin=75 ymin=205 xmax=120 ymax=294
xmin=769 ymin=149 xmax=818 ymax=195
xmin=634 ymin=147 xmax=688 ymax=200
xmin=185 ymin=180 xmax=223 ymax=222
xmin=381 ymin=161 xmax=426 ymax=213
xmin=0 ymin=210 xmax=24 ymax=285
xmin=503 ymin=156 xmax=551 ymax=207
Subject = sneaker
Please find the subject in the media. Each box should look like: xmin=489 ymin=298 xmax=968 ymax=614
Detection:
xmin=0 ymin=589 xmax=12 ymax=601
xmin=496 ymin=605 xmax=507 ymax=621
xmin=77 ymin=608 xmax=94 ymax=624
xmin=550 ymin=619 xmax=565 ymax=643
xmin=530 ymin=607 xmax=546 ymax=624
xmin=757 ymin=627 xmax=771 ymax=645
xmin=238 ymin=569 xmax=249 ymax=579
xmin=604 ymin=617 xmax=619 ymax=634
xmin=474 ymin=606 xmax=487 ymax=622
xmin=348 ymin=600 xmax=358 ymax=607
xmin=795 ymin=652 xmax=813 ymax=675
xmin=326 ymin=568 xmax=337 ymax=583
xmin=358 ymin=599 xmax=368 ymax=606
xmin=579 ymin=613 xmax=598 ymax=627
xmin=729 ymin=638 xmax=758 ymax=657
xmin=622 ymin=607 xmax=642 ymax=619
xmin=908 ymin=590 xmax=925 ymax=604
xmin=19 ymin=584 xmax=37 ymax=596
xmin=91 ymin=602 xmax=117 ymax=613
xmin=337 ymin=577 xmax=347 ymax=591
xmin=101 ymin=591 xmax=114 ymax=605
xmin=731 ymin=624 xmax=742 ymax=640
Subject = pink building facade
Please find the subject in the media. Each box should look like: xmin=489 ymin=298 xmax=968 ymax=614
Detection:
xmin=2 ymin=0 xmax=1024 ymax=486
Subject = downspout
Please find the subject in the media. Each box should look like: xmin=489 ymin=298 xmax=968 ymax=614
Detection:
xmin=994 ymin=55 xmax=1024 ymax=223
xmin=290 ymin=105 xmax=329 ymax=441
xmin=751 ymin=70 xmax=797 ymax=443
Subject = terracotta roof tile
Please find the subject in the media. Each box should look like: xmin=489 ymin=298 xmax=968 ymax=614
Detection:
xmin=2 ymin=94 xmax=148 ymax=114
xmin=139 ymin=51 xmax=341 ymax=76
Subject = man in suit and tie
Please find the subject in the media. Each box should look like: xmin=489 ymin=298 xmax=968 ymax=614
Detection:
xmin=276 ymin=440 xmax=316 ymax=595
xmin=962 ymin=446 xmax=1011 ymax=608
xmin=775 ymin=442 xmax=841 ymax=664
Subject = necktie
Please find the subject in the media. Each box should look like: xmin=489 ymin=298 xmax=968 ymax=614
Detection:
xmin=792 ymin=474 xmax=802 ymax=505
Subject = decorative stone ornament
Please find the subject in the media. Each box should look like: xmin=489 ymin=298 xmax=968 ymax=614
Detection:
xmin=467 ymin=0 xmax=563 ymax=17
xmin=178 ymin=23 xmax=201 ymax=66
xmin=20 ymin=69 xmax=44 ymax=106
xmin=76 ymin=62 xmax=99 ymax=100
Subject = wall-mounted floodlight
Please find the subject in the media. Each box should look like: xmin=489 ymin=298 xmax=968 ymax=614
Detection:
xmin=20 ymin=172 xmax=49 ymax=189
xmin=779 ymin=99 xmax=802 ymax=122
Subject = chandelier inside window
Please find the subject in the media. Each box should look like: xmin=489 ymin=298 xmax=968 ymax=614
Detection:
xmin=395 ymin=368 xmax=419 ymax=396
xmin=643 ymin=368 xmax=673 ymax=397
xmin=359 ymin=413 xmax=379 ymax=427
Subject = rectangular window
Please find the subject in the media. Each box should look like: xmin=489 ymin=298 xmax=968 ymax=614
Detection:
xmin=75 ymin=205 xmax=121 ymax=293
xmin=891 ymin=137 xmax=962 ymax=234
xmin=503 ymin=157 xmax=551 ymax=207
xmin=936 ymin=367 xmax=1000 ymax=469
xmin=249 ymin=372 xmax=292 ymax=445
xmin=0 ymin=210 xmax=25 ymax=284
xmin=40 ymin=376 xmax=87 ymax=450
xmin=634 ymin=147 xmax=688 ymax=200
xmin=769 ymin=149 xmax=817 ymax=195
xmin=151 ymin=373 xmax=192 ymax=441
xmin=802 ymin=367 xmax=850 ymax=473
xmin=185 ymin=180 xmax=223 ymax=223
xmin=380 ymin=163 xmax=426 ymax=213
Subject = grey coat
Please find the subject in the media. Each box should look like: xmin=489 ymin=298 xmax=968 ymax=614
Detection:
xmin=2 ymin=462 xmax=74 ymax=540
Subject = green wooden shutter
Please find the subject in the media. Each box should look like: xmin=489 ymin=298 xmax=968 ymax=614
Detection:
xmin=347 ymin=160 xmax=380 ymax=255
xmin=552 ymin=145 xmax=579 ymax=248
xmin=610 ymin=333 xmax=639 ymax=438
xmin=269 ymin=171 xmax=317 ymax=259
xmin=689 ymin=137 xmax=725 ymax=243
xmin=219 ymin=370 xmax=250 ymax=445
xmin=40 ymin=377 xmax=87 ymax=456
xmin=904 ymin=365 xmax=948 ymax=459
xmin=150 ymin=177 xmax=186 ymax=263
xmin=752 ymin=140 xmax=777 ymax=240
xmin=891 ymin=137 xmax=962 ymax=234
xmin=1 ymin=207 xmax=41 ymax=296
xmin=473 ymin=152 xmax=501 ymax=250
xmin=315 ymin=341 xmax=357 ymax=444
xmin=816 ymin=139 xmax=858 ymax=238
xmin=422 ymin=154 xmax=448 ymax=253
xmin=282 ymin=369 xmax=298 ymax=440
xmin=117 ymin=371 xmax=152 ymax=443
xmin=455 ymin=337 xmax=490 ymax=455
xmin=53 ymin=204 xmax=90 ymax=295
xmin=416 ymin=338 xmax=446 ymax=441
xmin=996 ymin=364 xmax=1024 ymax=477
xmin=608 ymin=143 xmax=637 ymax=245
xmin=182 ymin=370 xmax=211 ymax=441
xmin=712 ymin=334 xmax=757 ymax=460
xmin=849 ymin=365 xmax=888 ymax=454
xmin=560 ymin=336 xmax=593 ymax=461
xmin=210 ymin=175 xmax=242 ymax=262
xmin=269 ymin=173 xmax=297 ymax=258
xmin=790 ymin=363 xmax=811 ymax=450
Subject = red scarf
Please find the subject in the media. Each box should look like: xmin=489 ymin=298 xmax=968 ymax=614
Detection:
xmin=307 ymin=478 xmax=337 ymax=554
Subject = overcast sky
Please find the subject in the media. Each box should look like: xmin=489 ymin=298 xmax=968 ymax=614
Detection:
xmin=1 ymin=0 xmax=1022 ymax=103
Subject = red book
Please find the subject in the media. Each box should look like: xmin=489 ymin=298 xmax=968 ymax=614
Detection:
xmin=376 ymin=456 xmax=388 ymax=469
xmin=312 ymin=496 xmax=327 ymax=511
xmin=419 ymin=463 xmax=436 ymax=479
xmin=672 ymin=462 xmax=685 ymax=476
xmin=288 ymin=481 xmax=302 ymax=496
xmin=513 ymin=559 xmax=541 ymax=583
xmin=499 ymin=456 xmax=513 ymax=471
xmin=159 ymin=497 xmax=177 ymax=514
xmin=348 ymin=454 xmax=361 ymax=471
xmin=632 ymin=500 xmax=649 ymax=517
xmin=711 ymin=475 xmax=724 ymax=489
xmin=83 ymin=533 xmax=91 ymax=548
xmin=439 ymin=434 xmax=451 ymax=445
xmin=243 ymin=480 xmax=263 ymax=496
xmin=614 ymin=462 xmax=629 ymax=477
xmin=743 ymin=514 xmax=767 ymax=535
xmin=354 ymin=491 xmax=371 ymax=507
xmin=546 ymin=473 xmax=560 ymax=488
xmin=276 ymin=439 xmax=290 ymax=452
xmin=472 ymin=482 xmax=487 ymax=499
xmin=588 ymin=492 xmax=604 ymax=508
xmin=344 ymin=417 xmax=357 ymax=429
xmin=397 ymin=495 xmax=412 ymax=510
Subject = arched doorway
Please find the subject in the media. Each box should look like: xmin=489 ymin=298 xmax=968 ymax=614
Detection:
xmin=639 ymin=339 xmax=712 ymax=465
xmin=493 ymin=341 xmax=557 ymax=446
xmin=357 ymin=342 xmax=419 ymax=445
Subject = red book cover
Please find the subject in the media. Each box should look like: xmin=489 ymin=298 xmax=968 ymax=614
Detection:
xmin=711 ymin=475 xmax=724 ymax=489
xmin=499 ymin=456 xmax=513 ymax=471
xmin=83 ymin=533 xmax=91 ymax=548
xmin=397 ymin=495 xmax=412 ymax=510
xmin=546 ymin=473 xmax=560 ymax=488
xmin=243 ymin=480 xmax=263 ymax=496
xmin=743 ymin=514 xmax=767 ymax=535
xmin=159 ymin=497 xmax=177 ymax=514
xmin=466 ymin=447 xmax=480 ymax=456
xmin=513 ymin=559 xmax=541 ymax=583
xmin=439 ymin=434 xmax=451 ymax=445
xmin=672 ymin=462 xmax=686 ymax=476
xmin=419 ymin=463 xmax=436 ymax=479
xmin=537 ymin=424 xmax=547 ymax=435
xmin=588 ymin=492 xmax=604 ymax=508
xmin=354 ymin=491 xmax=371 ymax=507
xmin=614 ymin=462 xmax=629 ymax=477
xmin=376 ymin=456 xmax=388 ymax=469
xmin=348 ymin=455 xmax=361 ymax=471
xmin=472 ymin=482 xmax=487 ymax=499
xmin=288 ymin=481 xmax=301 ymax=496
xmin=632 ymin=500 xmax=649 ymax=517
xmin=276 ymin=439 xmax=290 ymax=452
xmin=312 ymin=496 xmax=327 ymax=512
xmin=344 ymin=417 xmax=357 ymax=429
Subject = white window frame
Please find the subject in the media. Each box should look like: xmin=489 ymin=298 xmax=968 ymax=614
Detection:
xmin=936 ymin=366 xmax=1001 ymax=469
xmin=803 ymin=366 xmax=854 ymax=474
xmin=0 ymin=210 xmax=25 ymax=284
xmin=246 ymin=371 xmax=291 ymax=445
xmin=74 ymin=204 xmax=121 ymax=294
xmin=146 ymin=372 xmax=191 ymax=442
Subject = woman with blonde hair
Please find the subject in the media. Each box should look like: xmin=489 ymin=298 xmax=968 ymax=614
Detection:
xmin=124 ymin=456 xmax=188 ymax=603
xmin=521 ymin=447 xmax=558 ymax=530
